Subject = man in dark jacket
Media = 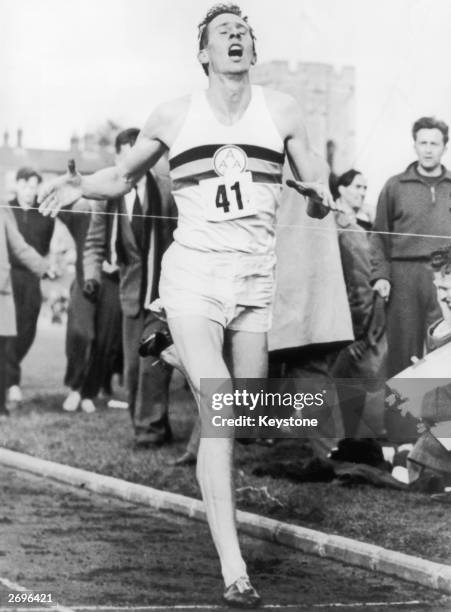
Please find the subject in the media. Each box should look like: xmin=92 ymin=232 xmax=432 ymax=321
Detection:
xmin=83 ymin=128 xmax=176 ymax=447
xmin=60 ymin=200 xmax=122 ymax=414
xmin=371 ymin=116 xmax=451 ymax=377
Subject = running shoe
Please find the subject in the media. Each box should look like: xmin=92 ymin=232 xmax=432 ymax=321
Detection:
xmin=223 ymin=576 xmax=261 ymax=609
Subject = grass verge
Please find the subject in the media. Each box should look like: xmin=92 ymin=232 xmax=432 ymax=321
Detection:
xmin=1 ymin=390 xmax=450 ymax=566
xmin=2 ymin=321 xmax=450 ymax=567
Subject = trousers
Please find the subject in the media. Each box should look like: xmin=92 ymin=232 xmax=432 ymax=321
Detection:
xmin=5 ymin=269 xmax=41 ymax=387
xmin=123 ymin=310 xmax=172 ymax=438
xmin=386 ymin=260 xmax=440 ymax=377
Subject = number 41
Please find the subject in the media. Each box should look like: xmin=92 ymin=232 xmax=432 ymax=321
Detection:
xmin=216 ymin=182 xmax=243 ymax=213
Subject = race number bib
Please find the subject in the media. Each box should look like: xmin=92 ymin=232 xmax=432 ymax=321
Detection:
xmin=200 ymin=171 xmax=257 ymax=222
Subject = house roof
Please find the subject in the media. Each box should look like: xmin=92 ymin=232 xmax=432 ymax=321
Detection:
xmin=0 ymin=145 xmax=113 ymax=175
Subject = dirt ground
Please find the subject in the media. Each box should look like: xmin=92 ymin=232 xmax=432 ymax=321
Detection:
xmin=0 ymin=467 xmax=450 ymax=611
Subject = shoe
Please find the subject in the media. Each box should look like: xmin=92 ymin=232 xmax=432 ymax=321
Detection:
xmin=223 ymin=576 xmax=261 ymax=609
xmin=107 ymin=399 xmax=129 ymax=410
xmin=8 ymin=385 xmax=22 ymax=403
xmin=139 ymin=329 xmax=172 ymax=358
xmin=168 ymin=451 xmax=196 ymax=466
xmin=81 ymin=398 xmax=96 ymax=414
xmin=63 ymin=390 xmax=81 ymax=412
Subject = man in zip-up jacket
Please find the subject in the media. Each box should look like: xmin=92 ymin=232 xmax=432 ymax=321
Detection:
xmin=371 ymin=116 xmax=451 ymax=377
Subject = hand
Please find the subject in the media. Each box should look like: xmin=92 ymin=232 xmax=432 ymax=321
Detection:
xmin=286 ymin=179 xmax=340 ymax=212
xmin=395 ymin=397 xmax=411 ymax=418
xmin=148 ymin=298 xmax=168 ymax=323
xmin=348 ymin=339 xmax=367 ymax=361
xmin=83 ymin=279 xmax=100 ymax=303
xmin=417 ymin=419 xmax=433 ymax=434
xmin=38 ymin=159 xmax=83 ymax=217
xmin=366 ymin=294 xmax=386 ymax=347
xmin=373 ymin=279 xmax=391 ymax=302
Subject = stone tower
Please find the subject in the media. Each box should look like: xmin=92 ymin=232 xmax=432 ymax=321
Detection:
xmin=251 ymin=61 xmax=355 ymax=174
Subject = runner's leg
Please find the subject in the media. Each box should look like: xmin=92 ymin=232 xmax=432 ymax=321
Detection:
xmin=224 ymin=329 xmax=268 ymax=379
xmin=167 ymin=315 xmax=247 ymax=586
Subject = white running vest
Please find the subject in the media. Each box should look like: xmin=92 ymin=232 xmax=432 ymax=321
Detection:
xmin=168 ymin=86 xmax=285 ymax=254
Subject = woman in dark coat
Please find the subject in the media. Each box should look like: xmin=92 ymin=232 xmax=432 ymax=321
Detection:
xmin=331 ymin=170 xmax=386 ymax=438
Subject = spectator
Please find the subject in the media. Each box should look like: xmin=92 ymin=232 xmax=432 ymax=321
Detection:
xmin=6 ymin=167 xmax=55 ymax=405
xmin=371 ymin=117 xmax=451 ymax=377
xmin=0 ymin=206 xmax=51 ymax=416
xmin=331 ymin=169 xmax=386 ymax=438
xmin=427 ymin=248 xmax=451 ymax=350
xmin=60 ymin=200 xmax=122 ymax=413
xmin=416 ymin=247 xmax=451 ymax=425
xmin=269 ymin=168 xmax=354 ymax=456
xmin=83 ymin=128 xmax=176 ymax=448
xmin=329 ymin=168 xmax=372 ymax=230
xmin=390 ymin=247 xmax=451 ymax=481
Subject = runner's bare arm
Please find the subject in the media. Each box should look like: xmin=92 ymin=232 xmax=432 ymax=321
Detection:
xmin=265 ymin=90 xmax=337 ymax=214
xmin=38 ymin=98 xmax=189 ymax=217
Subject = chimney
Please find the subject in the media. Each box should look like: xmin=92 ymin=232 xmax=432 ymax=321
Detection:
xmin=326 ymin=139 xmax=336 ymax=171
xmin=16 ymin=128 xmax=23 ymax=148
xmin=3 ymin=130 xmax=9 ymax=147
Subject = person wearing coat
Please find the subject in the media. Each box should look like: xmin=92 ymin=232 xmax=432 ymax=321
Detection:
xmin=268 ymin=167 xmax=354 ymax=457
xmin=371 ymin=117 xmax=451 ymax=377
xmin=83 ymin=128 xmax=177 ymax=447
xmin=331 ymin=169 xmax=387 ymax=438
xmin=6 ymin=167 xmax=56 ymax=402
xmin=0 ymin=206 xmax=50 ymax=415
xmin=59 ymin=200 xmax=123 ymax=414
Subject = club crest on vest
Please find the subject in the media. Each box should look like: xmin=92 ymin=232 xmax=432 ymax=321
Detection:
xmin=213 ymin=145 xmax=248 ymax=176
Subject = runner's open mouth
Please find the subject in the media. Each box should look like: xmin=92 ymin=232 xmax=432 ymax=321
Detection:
xmin=228 ymin=45 xmax=243 ymax=58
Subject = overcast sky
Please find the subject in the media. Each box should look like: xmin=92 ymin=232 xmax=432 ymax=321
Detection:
xmin=1 ymin=0 xmax=451 ymax=201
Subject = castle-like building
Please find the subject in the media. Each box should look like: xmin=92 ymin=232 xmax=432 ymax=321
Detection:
xmin=251 ymin=61 xmax=355 ymax=174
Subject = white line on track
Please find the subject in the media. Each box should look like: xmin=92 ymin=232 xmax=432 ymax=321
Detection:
xmin=0 ymin=601 xmax=434 ymax=611
xmin=0 ymin=577 xmax=75 ymax=612
xmin=70 ymin=602 xmax=429 ymax=609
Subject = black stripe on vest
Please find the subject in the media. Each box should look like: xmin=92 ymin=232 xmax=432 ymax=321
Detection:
xmin=172 ymin=171 xmax=283 ymax=192
xmin=169 ymin=144 xmax=285 ymax=171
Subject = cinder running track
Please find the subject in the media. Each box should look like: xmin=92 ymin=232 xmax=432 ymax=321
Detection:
xmin=0 ymin=467 xmax=449 ymax=611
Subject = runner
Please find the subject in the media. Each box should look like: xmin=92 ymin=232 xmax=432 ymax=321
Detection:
xmin=38 ymin=4 xmax=336 ymax=607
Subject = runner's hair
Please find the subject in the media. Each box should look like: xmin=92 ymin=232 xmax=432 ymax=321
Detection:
xmin=198 ymin=3 xmax=257 ymax=75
